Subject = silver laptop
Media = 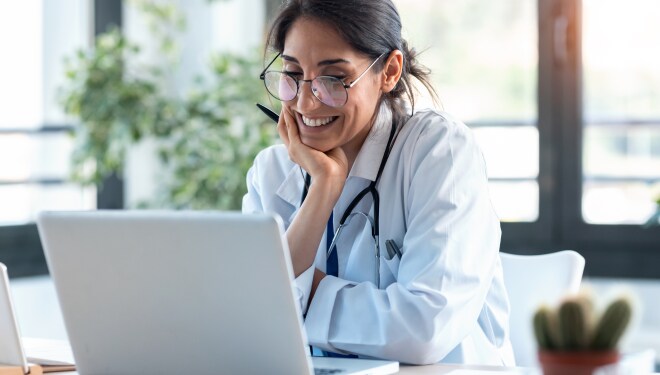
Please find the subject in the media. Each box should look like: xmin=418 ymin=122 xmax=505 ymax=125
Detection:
xmin=37 ymin=211 xmax=398 ymax=375
xmin=0 ymin=263 xmax=29 ymax=374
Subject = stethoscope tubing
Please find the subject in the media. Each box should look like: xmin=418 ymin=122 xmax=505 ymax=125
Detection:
xmin=301 ymin=120 xmax=398 ymax=287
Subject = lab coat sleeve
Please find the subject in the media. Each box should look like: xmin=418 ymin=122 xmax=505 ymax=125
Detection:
xmin=241 ymin=161 xmax=264 ymax=214
xmin=242 ymin=150 xmax=315 ymax=315
xmin=294 ymin=265 xmax=315 ymax=314
xmin=304 ymin=117 xmax=502 ymax=365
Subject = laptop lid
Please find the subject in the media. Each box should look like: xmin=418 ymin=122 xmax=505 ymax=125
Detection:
xmin=0 ymin=263 xmax=29 ymax=374
xmin=37 ymin=211 xmax=397 ymax=375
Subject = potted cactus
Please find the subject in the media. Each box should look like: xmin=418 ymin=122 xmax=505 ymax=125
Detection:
xmin=533 ymin=294 xmax=633 ymax=375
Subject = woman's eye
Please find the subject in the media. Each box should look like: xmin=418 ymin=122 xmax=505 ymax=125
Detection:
xmin=284 ymin=71 xmax=303 ymax=77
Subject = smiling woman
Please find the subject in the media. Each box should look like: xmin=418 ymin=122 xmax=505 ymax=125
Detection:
xmin=245 ymin=0 xmax=514 ymax=366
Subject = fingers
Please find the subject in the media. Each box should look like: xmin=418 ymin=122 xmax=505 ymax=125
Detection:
xmin=279 ymin=107 xmax=306 ymax=165
xmin=284 ymin=109 xmax=301 ymax=142
xmin=282 ymin=108 xmax=305 ymax=165
xmin=282 ymin=108 xmax=301 ymax=147
xmin=277 ymin=107 xmax=346 ymax=182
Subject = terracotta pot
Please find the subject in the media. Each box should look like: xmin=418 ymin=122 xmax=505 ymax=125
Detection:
xmin=538 ymin=350 xmax=620 ymax=375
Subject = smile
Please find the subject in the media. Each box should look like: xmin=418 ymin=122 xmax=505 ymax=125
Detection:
xmin=301 ymin=115 xmax=338 ymax=127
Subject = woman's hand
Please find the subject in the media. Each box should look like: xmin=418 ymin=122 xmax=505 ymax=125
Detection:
xmin=277 ymin=107 xmax=348 ymax=190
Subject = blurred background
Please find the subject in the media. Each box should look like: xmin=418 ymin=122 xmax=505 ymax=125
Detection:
xmin=0 ymin=0 xmax=658 ymax=367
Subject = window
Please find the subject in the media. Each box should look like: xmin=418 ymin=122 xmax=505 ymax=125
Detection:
xmin=394 ymin=0 xmax=660 ymax=277
xmin=581 ymin=0 xmax=660 ymax=225
xmin=0 ymin=0 xmax=121 ymax=278
xmin=394 ymin=0 xmax=539 ymax=223
xmin=0 ymin=1 xmax=95 ymax=225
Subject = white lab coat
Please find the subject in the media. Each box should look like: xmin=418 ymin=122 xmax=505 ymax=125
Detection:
xmin=242 ymin=104 xmax=515 ymax=366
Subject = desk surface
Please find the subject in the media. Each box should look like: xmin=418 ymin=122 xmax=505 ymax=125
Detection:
xmin=398 ymin=363 xmax=533 ymax=374
xmin=57 ymin=364 xmax=535 ymax=375
xmin=24 ymin=337 xmax=656 ymax=375
xmin=25 ymin=337 xmax=536 ymax=374
xmin=55 ymin=361 xmax=660 ymax=375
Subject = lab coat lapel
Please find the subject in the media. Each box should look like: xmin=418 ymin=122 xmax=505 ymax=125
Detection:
xmin=274 ymin=164 xmax=306 ymax=222
xmin=349 ymin=103 xmax=393 ymax=182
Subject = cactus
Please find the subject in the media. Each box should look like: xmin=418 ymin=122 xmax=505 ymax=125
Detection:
xmin=590 ymin=297 xmax=632 ymax=350
xmin=532 ymin=294 xmax=632 ymax=352
xmin=533 ymin=306 xmax=556 ymax=350
xmin=557 ymin=298 xmax=590 ymax=349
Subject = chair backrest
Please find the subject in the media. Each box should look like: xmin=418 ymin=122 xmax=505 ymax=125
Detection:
xmin=500 ymin=250 xmax=585 ymax=367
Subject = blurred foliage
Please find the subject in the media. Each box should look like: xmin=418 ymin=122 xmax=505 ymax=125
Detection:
xmin=158 ymin=53 xmax=276 ymax=209
xmin=644 ymin=197 xmax=660 ymax=228
xmin=59 ymin=0 xmax=275 ymax=210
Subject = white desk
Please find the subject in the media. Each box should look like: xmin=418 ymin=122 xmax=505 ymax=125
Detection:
xmin=398 ymin=363 xmax=533 ymax=374
xmin=47 ymin=352 xmax=660 ymax=375
xmin=19 ymin=336 xmax=658 ymax=374
xmin=56 ymin=364 xmax=534 ymax=375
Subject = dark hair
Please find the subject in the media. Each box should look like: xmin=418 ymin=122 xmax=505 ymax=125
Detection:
xmin=266 ymin=0 xmax=438 ymax=123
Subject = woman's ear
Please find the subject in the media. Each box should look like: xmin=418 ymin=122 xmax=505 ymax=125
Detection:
xmin=381 ymin=50 xmax=404 ymax=93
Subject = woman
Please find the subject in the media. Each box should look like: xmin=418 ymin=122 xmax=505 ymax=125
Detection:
xmin=243 ymin=0 xmax=514 ymax=366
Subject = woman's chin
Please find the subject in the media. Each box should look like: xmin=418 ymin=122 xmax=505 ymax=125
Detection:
xmin=300 ymin=136 xmax=332 ymax=153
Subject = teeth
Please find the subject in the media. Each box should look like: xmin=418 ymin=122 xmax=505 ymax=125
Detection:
xmin=302 ymin=115 xmax=335 ymax=127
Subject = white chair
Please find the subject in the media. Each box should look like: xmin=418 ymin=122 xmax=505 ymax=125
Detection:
xmin=500 ymin=250 xmax=585 ymax=367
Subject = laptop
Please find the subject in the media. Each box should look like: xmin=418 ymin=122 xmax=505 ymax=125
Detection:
xmin=37 ymin=210 xmax=399 ymax=375
xmin=0 ymin=263 xmax=29 ymax=374
xmin=0 ymin=265 xmax=75 ymax=374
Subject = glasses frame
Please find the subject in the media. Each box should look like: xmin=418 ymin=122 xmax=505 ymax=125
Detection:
xmin=259 ymin=52 xmax=386 ymax=108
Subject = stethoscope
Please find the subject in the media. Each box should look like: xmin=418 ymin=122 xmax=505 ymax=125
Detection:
xmin=299 ymin=120 xmax=398 ymax=288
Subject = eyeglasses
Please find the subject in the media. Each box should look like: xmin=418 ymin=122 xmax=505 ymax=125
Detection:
xmin=259 ymin=53 xmax=386 ymax=108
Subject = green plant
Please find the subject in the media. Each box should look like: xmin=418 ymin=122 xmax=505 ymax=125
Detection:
xmin=643 ymin=196 xmax=660 ymax=228
xmin=533 ymin=294 xmax=632 ymax=352
xmin=156 ymin=52 xmax=277 ymax=209
xmin=59 ymin=1 xmax=275 ymax=210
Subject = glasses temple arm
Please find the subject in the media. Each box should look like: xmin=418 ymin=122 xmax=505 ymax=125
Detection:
xmin=346 ymin=52 xmax=387 ymax=88
xmin=260 ymin=52 xmax=281 ymax=80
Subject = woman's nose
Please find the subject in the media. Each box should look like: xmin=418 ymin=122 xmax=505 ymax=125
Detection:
xmin=295 ymin=80 xmax=320 ymax=112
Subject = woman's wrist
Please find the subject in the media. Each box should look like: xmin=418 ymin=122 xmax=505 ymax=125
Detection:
xmin=308 ymin=174 xmax=345 ymax=201
xmin=309 ymin=268 xmax=326 ymax=303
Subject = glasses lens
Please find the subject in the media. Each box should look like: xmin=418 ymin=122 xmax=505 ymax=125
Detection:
xmin=264 ymin=72 xmax=297 ymax=101
xmin=312 ymin=77 xmax=347 ymax=107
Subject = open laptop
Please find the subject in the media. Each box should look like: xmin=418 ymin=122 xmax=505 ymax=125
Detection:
xmin=37 ymin=210 xmax=399 ymax=375
xmin=0 ymin=263 xmax=29 ymax=374
xmin=0 ymin=264 xmax=74 ymax=374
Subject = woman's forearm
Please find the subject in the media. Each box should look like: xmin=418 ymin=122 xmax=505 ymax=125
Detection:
xmin=286 ymin=179 xmax=343 ymax=277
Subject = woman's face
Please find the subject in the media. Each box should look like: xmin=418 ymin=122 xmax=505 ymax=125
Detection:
xmin=281 ymin=17 xmax=384 ymax=160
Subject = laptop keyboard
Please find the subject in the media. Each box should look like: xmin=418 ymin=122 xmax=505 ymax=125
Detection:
xmin=314 ymin=368 xmax=345 ymax=374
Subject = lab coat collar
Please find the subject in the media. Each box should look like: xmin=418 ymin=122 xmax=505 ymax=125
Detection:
xmin=275 ymin=163 xmax=305 ymax=209
xmin=348 ymin=103 xmax=393 ymax=182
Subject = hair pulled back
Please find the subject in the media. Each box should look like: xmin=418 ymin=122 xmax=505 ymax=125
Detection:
xmin=266 ymin=0 xmax=437 ymax=123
